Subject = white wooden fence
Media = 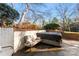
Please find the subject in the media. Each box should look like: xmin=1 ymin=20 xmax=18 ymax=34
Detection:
xmin=0 ymin=28 xmax=46 ymax=53
xmin=0 ymin=28 xmax=14 ymax=56
xmin=0 ymin=28 xmax=14 ymax=47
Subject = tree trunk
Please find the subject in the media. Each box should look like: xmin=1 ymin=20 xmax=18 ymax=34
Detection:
xmin=18 ymin=3 xmax=29 ymax=24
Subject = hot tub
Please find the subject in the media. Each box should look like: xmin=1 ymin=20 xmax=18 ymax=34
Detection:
xmin=36 ymin=32 xmax=62 ymax=47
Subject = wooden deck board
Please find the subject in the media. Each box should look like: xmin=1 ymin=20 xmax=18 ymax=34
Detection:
xmin=26 ymin=47 xmax=64 ymax=52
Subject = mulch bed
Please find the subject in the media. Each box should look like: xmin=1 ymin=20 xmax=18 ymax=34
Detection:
xmin=62 ymin=32 xmax=79 ymax=41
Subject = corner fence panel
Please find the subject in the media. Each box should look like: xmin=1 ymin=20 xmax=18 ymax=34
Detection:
xmin=0 ymin=28 xmax=14 ymax=47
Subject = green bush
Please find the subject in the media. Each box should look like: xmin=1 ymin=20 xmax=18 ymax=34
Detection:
xmin=43 ymin=23 xmax=60 ymax=30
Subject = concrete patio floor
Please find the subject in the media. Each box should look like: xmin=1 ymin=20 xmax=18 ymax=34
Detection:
xmin=13 ymin=39 xmax=79 ymax=56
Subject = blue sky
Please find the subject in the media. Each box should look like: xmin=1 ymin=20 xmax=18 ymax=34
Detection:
xmin=9 ymin=3 xmax=77 ymax=23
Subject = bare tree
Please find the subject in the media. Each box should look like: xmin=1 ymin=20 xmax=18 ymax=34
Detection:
xmin=17 ymin=3 xmax=51 ymax=27
xmin=74 ymin=4 xmax=79 ymax=22
xmin=55 ymin=3 xmax=74 ymax=31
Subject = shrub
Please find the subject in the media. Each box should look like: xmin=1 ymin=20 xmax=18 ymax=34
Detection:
xmin=13 ymin=22 xmax=41 ymax=31
xmin=43 ymin=23 xmax=60 ymax=30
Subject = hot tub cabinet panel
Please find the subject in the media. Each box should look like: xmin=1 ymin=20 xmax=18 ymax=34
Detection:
xmin=36 ymin=32 xmax=62 ymax=47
